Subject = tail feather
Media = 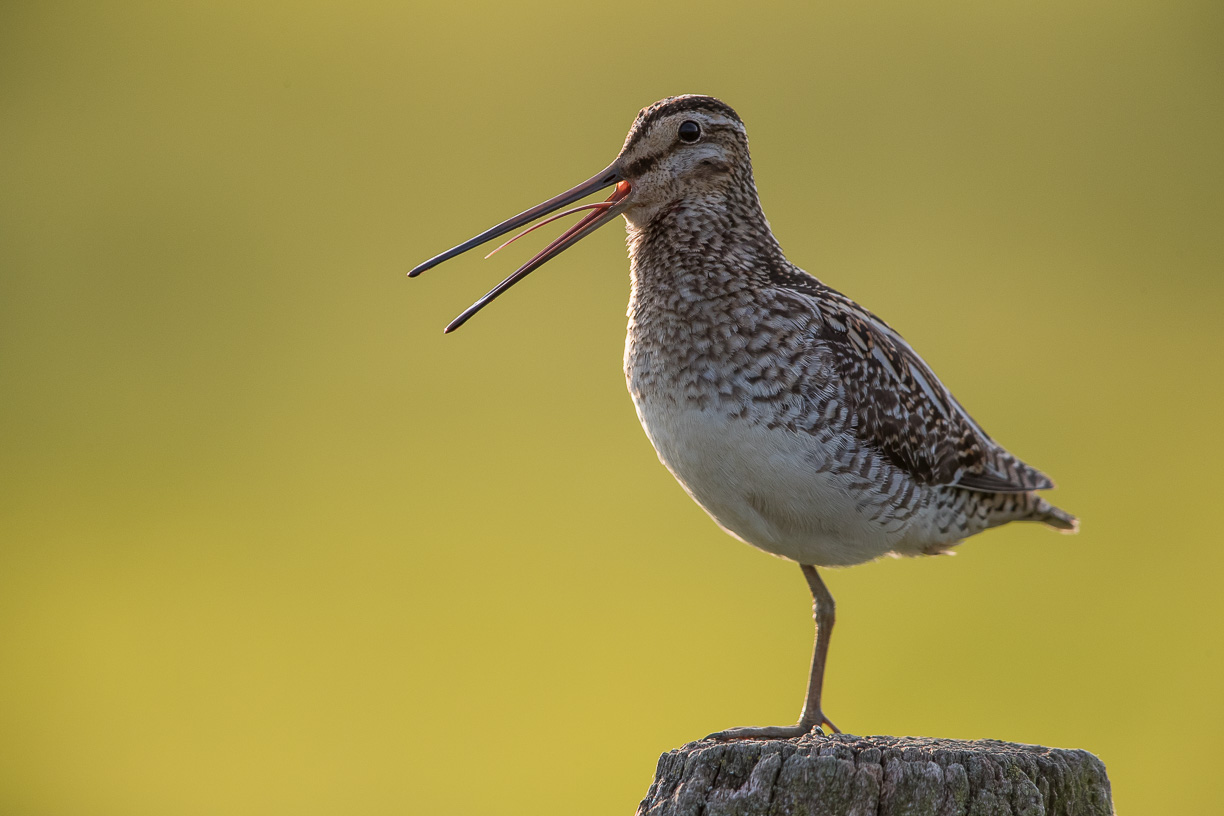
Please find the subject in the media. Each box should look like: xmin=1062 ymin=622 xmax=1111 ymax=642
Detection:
xmin=1034 ymin=498 xmax=1078 ymax=533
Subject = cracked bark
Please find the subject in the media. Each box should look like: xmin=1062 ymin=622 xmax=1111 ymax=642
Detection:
xmin=636 ymin=734 xmax=1113 ymax=816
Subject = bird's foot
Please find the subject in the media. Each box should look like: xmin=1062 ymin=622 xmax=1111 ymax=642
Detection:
xmin=705 ymin=724 xmax=815 ymax=741
xmin=705 ymin=713 xmax=840 ymax=742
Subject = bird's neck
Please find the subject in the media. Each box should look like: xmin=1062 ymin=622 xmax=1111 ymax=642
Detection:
xmin=625 ymin=186 xmax=785 ymax=304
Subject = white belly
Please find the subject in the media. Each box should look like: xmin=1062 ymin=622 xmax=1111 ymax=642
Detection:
xmin=631 ymin=393 xmax=906 ymax=567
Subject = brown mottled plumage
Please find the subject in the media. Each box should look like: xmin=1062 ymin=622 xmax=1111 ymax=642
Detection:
xmin=411 ymin=95 xmax=1076 ymax=741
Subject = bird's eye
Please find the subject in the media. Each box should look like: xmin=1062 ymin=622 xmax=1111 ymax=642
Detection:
xmin=678 ymin=120 xmax=701 ymax=143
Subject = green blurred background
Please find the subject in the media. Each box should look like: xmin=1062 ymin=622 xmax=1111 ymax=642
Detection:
xmin=2 ymin=1 xmax=1221 ymax=813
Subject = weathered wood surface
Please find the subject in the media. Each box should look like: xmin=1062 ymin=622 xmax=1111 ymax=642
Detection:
xmin=636 ymin=734 xmax=1112 ymax=816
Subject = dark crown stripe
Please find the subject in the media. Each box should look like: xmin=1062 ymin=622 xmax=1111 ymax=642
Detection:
xmin=622 ymin=95 xmax=743 ymax=154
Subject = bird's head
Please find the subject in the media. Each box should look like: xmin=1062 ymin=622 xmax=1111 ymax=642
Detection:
xmin=409 ymin=95 xmax=752 ymax=332
xmin=610 ymin=95 xmax=751 ymax=228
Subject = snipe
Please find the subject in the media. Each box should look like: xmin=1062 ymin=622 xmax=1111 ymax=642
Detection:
xmin=410 ymin=95 xmax=1076 ymax=740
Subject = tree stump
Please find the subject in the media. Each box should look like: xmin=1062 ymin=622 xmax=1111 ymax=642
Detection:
xmin=636 ymin=734 xmax=1113 ymax=816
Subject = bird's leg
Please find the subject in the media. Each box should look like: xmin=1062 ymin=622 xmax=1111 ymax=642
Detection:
xmin=706 ymin=564 xmax=840 ymax=740
xmin=796 ymin=564 xmax=840 ymax=734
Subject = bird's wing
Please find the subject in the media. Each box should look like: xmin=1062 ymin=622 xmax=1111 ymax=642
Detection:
xmin=772 ymin=268 xmax=1052 ymax=493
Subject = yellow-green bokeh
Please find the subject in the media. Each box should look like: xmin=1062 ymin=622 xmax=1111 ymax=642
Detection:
xmin=2 ymin=1 xmax=1222 ymax=813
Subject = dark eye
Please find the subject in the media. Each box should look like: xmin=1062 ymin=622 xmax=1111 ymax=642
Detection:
xmin=678 ymin=120 xmax=701 ymax=143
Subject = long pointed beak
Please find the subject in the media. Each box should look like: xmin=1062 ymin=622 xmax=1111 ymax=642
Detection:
xmin=408 ymin=163 xmax=630 ymax=332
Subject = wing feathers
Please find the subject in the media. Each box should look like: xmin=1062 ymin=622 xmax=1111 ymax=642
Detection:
xmin=775 ymin=270 xmax=1053 ymax=493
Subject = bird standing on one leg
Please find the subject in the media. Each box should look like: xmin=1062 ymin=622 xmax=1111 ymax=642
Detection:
xmin=410 ymin=95 xmax=1077 ymax=740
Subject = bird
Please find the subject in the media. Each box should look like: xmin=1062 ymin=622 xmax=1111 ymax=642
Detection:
xmin=409 ymin=95 xmax=1076 ymax=740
